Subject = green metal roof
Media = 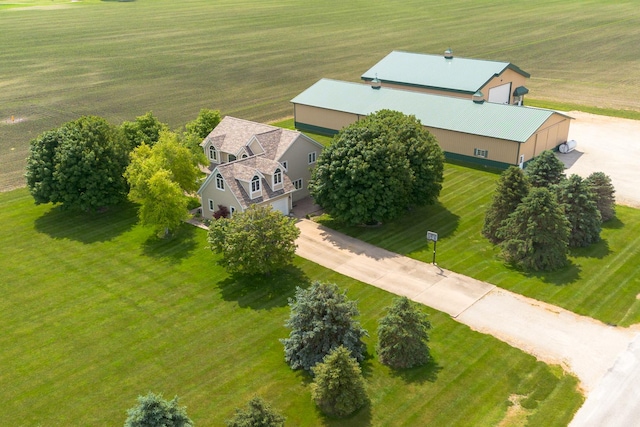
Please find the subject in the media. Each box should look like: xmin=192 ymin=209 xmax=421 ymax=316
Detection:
xmin=291 ymin=79 xmax=568 ymax=143
xmin=361 ymin=51 xmax=530 ymax=94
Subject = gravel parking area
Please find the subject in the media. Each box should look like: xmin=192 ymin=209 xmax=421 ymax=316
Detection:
xmin=560 ymin=111 xmax=640 ymax=208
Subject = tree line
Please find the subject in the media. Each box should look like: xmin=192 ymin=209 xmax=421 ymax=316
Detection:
xmin=482 ymin=150 xmax=615 ymax=271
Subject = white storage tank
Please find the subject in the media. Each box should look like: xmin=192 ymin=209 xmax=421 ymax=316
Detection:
xmin=559 ymin=140 xmax=577 ymax=153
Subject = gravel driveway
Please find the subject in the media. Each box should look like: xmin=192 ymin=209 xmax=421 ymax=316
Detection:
xmin=560 ymin=111 xmax=640 ymax=208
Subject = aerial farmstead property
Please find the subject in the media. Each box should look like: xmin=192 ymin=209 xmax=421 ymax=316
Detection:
xmin=197 ymin=116 xmax=323 ymax=219
xmin=292 ymin=50 xmax=572 ymax=169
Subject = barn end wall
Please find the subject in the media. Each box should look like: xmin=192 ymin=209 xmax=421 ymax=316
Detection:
xmin=519 ymin=115 xmax=572 ymax=161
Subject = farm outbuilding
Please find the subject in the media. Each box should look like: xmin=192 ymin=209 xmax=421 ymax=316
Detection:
xmin=361 ymin=50 xmax=531 ymax=105
xmin=291 ymin=79 xmax=572 ymax=169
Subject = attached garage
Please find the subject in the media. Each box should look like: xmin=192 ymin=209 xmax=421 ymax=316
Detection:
xmin=292 ymin=79 xmax=572 ymax=168
xmin=270 ymin=196 xmax=290 ymax=215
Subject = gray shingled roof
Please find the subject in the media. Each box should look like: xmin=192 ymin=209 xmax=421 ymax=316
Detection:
xmin=215 ymin=156 xmax=295 ymax=210
xmin=361 ymin=50 xmax=530 ymax=94
xmin=201 ymin=116 xmax=302 ymax=159
xmin=291 ymin=79 xmax=569 ymax=143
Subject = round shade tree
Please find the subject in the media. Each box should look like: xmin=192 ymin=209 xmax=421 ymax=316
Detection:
xmin=309 ymin=109 xmax=444 ymax=225
xmin=311 ymin=346 xmax=368 ymax=418
xmin=558 ymin=174 xmax=601 ymax=247
xmin=498 ymin=187 xmax=570 ymax=271
xmin=121 ymin=111 xmax=169 ymax=149
xmin=482 ymin=166 xmax=530 ymax=244
xmin=124 ymin=392 xmax=193 ymax=427
xmin=525 ymin=150 xmax=566 ymax=188
xmin=226 ymin=397 xmax=285 ymax=427
xmin=585 ymin=171 xmax=616 ymax=222
xmin=377 ymin=296 xmax=432 ymax=369
xmin=25 ymin=116 xmax=129 ymax=211
xmin=281 ymin=281 xmax=368 ymax=372
xmin=185 ymin=108 xmax=221 ymax=140
xmin=208 ymin=204 xmax=300 ymax=275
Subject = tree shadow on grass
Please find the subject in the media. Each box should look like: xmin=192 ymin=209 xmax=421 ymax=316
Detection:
xmin=388 ymin=356 xmax=442 ymax=385
xmin=314 ymin=202 xmax=460 ymax=259
xmin=602 ymin=216 xmax=624 ymax=230
xmin=141 ymin=224 xmax=199 ymax=264
xmin=569 ymin=239 xmax=611 ymax=259
xmin=34 ymin=202 xmax=137 ymax=243
xmin=218 ymin=265 xmax=310 ymax=310
xmin=520 ymin=261 xmax=582 ymax=286
xmin=319 ymin=403 xmax=372 ymax=427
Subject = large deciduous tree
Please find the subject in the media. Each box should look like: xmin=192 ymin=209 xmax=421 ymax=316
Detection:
xmin=208 ymin=204 xmax=300 ymax=275
xmin=121 ymin=111 xmax=169 ymax=149
xmin=309 ymin=110 xmax=444 ymax=225
xmin=124 ymin=131 xmax=201 ymax=236
xmin=124 ymin=392 xmax=193 ymax=427
xmin=585 ymin=171 xmax=616 ymax=222
xmin=377 ymin=296 xmax=432 ymax=369
xmin=25 ymin=116 xmax=129 ymax=211
xmin=281 ymin=281 xmax=368 ymax=372
xmin=525 ymin=150 xmax=566 ymax=188
xmin=498 ymin=187 xmax=570 ymax=271
xmin=311 ymin=346 xmax=368 ymax=418
xmin=482 ymin=166 xmax=530 ymax=244
xmin=185 ymin=108 xmax=221 ymax=140
xmin=557 ymin=174 xmax=601 ymax=247
xmin=226 ymin=397 xmax=285 ymax=427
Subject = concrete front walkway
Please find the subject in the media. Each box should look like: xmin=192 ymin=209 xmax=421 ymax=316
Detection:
xmin=295 ymin=218 xmax=640 ymax=424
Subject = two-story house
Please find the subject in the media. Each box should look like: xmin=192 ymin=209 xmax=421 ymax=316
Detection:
xmin=197 ymin=116 xmax=323 ymax=219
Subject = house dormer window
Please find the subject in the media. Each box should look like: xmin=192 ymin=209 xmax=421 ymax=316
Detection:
xmin=273 ymin=168 xmax=282 ymax=187
xmin=251 ymin=175 xmax=261 ymax=196
xmin=229 ymin=154 xmax=237 ymax=162
xmin=209 ymin=145 xmax=218 ymax=161
xmin=216 ymin=173 xmax=224 ymax=190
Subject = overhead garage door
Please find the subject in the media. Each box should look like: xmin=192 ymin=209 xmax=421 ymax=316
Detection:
xmin=270 ymin=197 xmax=290 ymax=215
xmin=488 ymin=83 xmax=511 ymax=104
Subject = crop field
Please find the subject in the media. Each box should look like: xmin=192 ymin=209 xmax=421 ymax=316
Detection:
xmin=318 ymin=163 xmax=640 ymax=327
xmin=0 ymin=188 xmax=583 ymax=426
xmin=1 ymin=0 xmax=640 ymax=191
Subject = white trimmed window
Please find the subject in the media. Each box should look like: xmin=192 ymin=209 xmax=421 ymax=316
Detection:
xmin=251 ymin=176 xmax=261 ymax=193
xmin=208 ymin=199 xmax=214 ymax=211
xmin=474 ymin=148 xmax=488 ymax=158
xmin=281 ymin=161 xmax=288 ymax=171
xmin=215 ymin=173 xmax=224 ymax=190
xmin=293 ymin=178 xmax=303 ymax=190
xmin=273 ymin=168 xmax=282 ymax=186
xmin=208 ymin=146 xmax=218 ymax=162
xmin=230 ymin=206 xmax=236 ymax=216
xmin=308 ymin=151 xmax=317 ymax=164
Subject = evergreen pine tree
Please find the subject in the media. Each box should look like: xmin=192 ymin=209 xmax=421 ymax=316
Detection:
xmin=124 ymin=392 xmax=193 ymax=427
xmin=377 ymin=297 xmax=432 ymax=369
xmin=226 ymin=397 xmax=285 ymax=427
xmin=558 ymin=174 xmax=601 ymax=247
xmin=585 ymin=171 xmax=616 ymax=222
xmin=311 ymin=346 xmax=368 ymax=418
xmin=498 ymin=187 xmax=570 ymax=271
xmin=482 ymin=166 xmax=530 ymax=243
xmin=281 ymin=282 xmax=368 ymax=372
xmin=525 ymin=150 xmax=566 ymax=188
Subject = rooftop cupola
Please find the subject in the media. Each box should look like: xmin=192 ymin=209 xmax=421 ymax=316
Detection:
xmin=444 ymin=48 xmax=453 ymax=59
xmin=472 ymin=90 xmax=485 ymax=104
xmin=370 ymin=73 xmax=381 ymax=89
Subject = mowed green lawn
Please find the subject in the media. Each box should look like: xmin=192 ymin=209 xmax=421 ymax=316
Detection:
xmin=0 ymin=188 xmax=583 ymax=426
xmin=2 ymin=0 xmax=640 ymax=191
xmin=318 ymin=163 xmax=640 ymax=327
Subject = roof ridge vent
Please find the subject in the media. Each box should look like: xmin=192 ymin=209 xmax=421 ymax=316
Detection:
xmin=371 ymin=73 xmax=381 ymax=89
xmin=444 ymin=48 xmax=453 ymax=59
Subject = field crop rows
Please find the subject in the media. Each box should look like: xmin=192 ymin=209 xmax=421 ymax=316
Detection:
xmin=2 ymin=0 xmax=640 ymax=191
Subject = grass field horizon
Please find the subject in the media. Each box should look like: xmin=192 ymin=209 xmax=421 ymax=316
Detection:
xmin=2 ymin=0 xmax=640 ymax=191
xmin=0 ymin=187 xmax=584 ymax=426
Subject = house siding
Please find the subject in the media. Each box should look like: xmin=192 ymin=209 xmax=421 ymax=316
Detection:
xmin=279 ymin=134 xmax=322 ymax=202
xmin=199 ymin=181 xmax=242 ymax=220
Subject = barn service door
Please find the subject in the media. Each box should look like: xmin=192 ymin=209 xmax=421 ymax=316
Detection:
xmin=270 ymin=197 xmax=290 ymax=215
xmin=488 ymin=83 xmax=512 ymax=104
